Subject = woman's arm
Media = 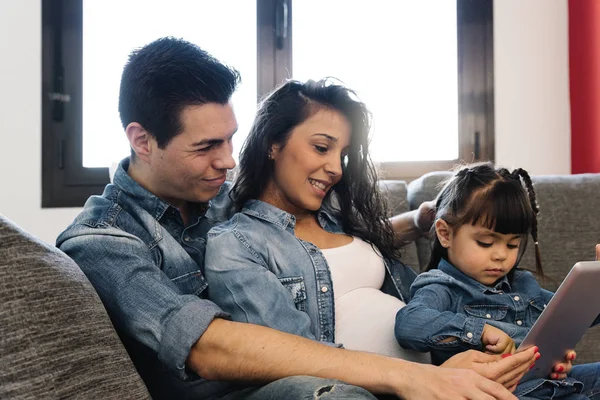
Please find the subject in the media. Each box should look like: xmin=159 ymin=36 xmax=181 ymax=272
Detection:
xmin=204 ymin=228 xmax=317 ymax=341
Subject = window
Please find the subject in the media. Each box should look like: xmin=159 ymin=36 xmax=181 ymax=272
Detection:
xmin=42 ymin=0 xmax=493 ymax=207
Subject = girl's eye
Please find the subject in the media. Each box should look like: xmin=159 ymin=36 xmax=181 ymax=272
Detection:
xmin=476 ymin=241 xmax=493 ymax=248
xmin=314 ymin=145 xmax=328 ymax=153
xmin=507 ymin=244 xmax=519 ymax=249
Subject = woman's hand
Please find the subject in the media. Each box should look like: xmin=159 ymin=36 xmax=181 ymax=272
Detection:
xmin=550 ymin=350 xmax=576 ymax=380
xmin=482 ymin=324 xmax=516 ymax=355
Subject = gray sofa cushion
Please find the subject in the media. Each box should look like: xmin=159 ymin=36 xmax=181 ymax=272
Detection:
xmin=379 ymin=180 xmax=420 ymax=272
xmin=407 ymin=172 xmax=600 ymax=365
xmin=0 ymin=214 xmax=150 ymax=399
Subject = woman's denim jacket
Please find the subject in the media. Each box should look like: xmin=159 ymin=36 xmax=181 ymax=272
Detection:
xmin=204 ymin=199 xmax=417 ymax=344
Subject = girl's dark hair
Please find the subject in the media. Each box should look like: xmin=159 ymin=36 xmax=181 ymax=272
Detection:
xmin=427 ymin=162 xmax=543 ymax=278
xmin=231 ymin=78 xmax=402 ymax=261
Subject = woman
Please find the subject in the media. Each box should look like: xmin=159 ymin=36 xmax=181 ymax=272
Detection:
xmin=204 ymin=78 xmax=428 ymax=361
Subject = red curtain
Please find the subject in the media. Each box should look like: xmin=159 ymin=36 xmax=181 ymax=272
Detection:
xmin=569 ymin=0 xmax=600 ymax=173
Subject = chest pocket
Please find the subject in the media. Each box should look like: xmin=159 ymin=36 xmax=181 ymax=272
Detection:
xmin=172 ymin=270 xmax=208 ymax=296
xmin=464 ymin=304 xmax=517 ymax=337
xmin=464 ymin=304 xmax=509 ymax=320
xmin=528 ymin=297 xmax=547 ymax=325
xmin=278 ymin=276 xmax=308 ymax=312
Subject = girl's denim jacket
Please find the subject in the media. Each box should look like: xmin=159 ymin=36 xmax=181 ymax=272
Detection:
xmin=395 ymin=258 xmax=600 ymax=365
xmin=204 ymin=199 xmax=417 ymax=344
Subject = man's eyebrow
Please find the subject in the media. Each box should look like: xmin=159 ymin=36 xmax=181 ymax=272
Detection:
xmin=312 ymin=133 xmax=338 ymax=142
xmin=190 ymin=130 xmax=237 ymax=148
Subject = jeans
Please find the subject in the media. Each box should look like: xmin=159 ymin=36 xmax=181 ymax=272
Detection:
xmin=213 ymin=376 xmax=377 ymax=400
xmin=517 ymin=363 xmax=600 ymax=399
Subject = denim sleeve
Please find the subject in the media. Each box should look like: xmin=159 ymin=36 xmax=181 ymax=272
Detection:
xmin=59 ymin=229 xmax=228 ymax=380
xmin=205 ymin=230 xmax=316 ymax=341
xmin=395 ymin=284 xmax=486 ymax=352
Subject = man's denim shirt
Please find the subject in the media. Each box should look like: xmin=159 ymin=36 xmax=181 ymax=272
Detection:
xmin=205 ymin=199 xmax=416 ymax=344
xmin=56 ymin=158 xmax=242 ymax=399
xmin=395 ymin=258 xmax=600 ymax=366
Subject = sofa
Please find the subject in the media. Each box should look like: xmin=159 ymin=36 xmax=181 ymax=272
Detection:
xmin=1 ymin=172 xmax=599 ymax=398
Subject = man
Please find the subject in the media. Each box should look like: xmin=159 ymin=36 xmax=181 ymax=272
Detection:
xmin=57 ymin=37 xmax=536 ymax=400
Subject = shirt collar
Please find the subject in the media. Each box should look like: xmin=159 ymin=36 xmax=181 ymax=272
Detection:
xmin=437 ymin=258 xmax=512 ymax=293
xmin=241 ymin=199 xmax=339 ymax=231
xmin=112 ymin=157 xmax=212 ymax=223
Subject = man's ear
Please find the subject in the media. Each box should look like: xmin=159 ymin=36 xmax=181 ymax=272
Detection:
xmin=435 ymin=219 xmax=452 ymax=248
xmin=126 ymin=122 xmax=152 ymax=163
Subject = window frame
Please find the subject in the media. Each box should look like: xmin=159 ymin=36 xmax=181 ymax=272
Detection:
xmin=41 ymin=0 xmax=493 ymax=207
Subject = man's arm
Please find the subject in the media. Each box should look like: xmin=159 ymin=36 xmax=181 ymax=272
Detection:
xmin=389 ymin=200 xmax=436 ymax=243
xmin=189 ymin=318 xmax=535 ymax=399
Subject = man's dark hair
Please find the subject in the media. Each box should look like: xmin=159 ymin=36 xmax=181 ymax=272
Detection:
xmin=118 ymin=37 xmax=240 ymax=151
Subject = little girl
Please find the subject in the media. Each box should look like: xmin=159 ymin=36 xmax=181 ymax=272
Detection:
xmin=395 ymin=163 xmax=600 ymax=399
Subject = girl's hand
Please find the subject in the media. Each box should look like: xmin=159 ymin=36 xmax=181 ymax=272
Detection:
xmin=550 ymin=350 xmax=576 ymax=380
xmin=482 ymin=324 xmax=516 ymax=355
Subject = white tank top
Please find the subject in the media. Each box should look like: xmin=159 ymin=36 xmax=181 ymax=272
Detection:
xmin=321 ymin=237 xmax=430 ymax=363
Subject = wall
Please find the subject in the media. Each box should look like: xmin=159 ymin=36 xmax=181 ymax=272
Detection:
xmin=0 ymin=0 xmax=81 ymax=244
xmin=494 ymin=0 xmax=571 ymax=174
xmin=0 ymin=0 xmax=573 ymax=244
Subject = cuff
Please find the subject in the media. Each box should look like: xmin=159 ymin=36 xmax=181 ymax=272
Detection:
xmin=461 ymin=317 xmax=486 ymax=347
xmin=158 ymin=298 xmax=230 ymax=380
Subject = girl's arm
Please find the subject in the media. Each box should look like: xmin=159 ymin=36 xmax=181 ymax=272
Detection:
xmin=395 ymin=284 xmax=487 ymax=353
xmin=204 ymin=228 xmax=318 ymax=341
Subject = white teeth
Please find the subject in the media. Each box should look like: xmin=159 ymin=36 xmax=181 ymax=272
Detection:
xmin=309 ymin=179 xmax=326 ymax=190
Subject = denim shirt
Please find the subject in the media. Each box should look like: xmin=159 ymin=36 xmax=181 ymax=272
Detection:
xmin=394 ymin=258 xmax=556 ymax=365
xmin=56 ymin=158 xmax=245 ymax=400
xmin=204 ymin=199 xmax=416 ymax=345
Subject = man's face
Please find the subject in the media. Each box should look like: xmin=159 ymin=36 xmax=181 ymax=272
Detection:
xmin=148 ymin=103 xmax=237 ymax=207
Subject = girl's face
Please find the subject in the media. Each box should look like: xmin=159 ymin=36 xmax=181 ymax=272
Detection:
xmin=260 ymin=108 xmax=351 ymax=216
xmin=436 ymin=220 xmax=523 ymax=286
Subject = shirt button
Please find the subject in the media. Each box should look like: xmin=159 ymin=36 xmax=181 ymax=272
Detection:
xmin=321 ymin=286 xmax=328 ymax=293
xmin=517 ymin=320 xmax=523 ymax=326
xmin=467 ymin=332 xmax=473 ymax=339
xmin=485 ymin=314 xmax=492 ymax=319
xmin=514 ymin=296 xmax=520 ymax=301
xmin=544 ymin=304 xmax=547 ymax=308
xmin=184 ymin=236 xmax=191 ymax=242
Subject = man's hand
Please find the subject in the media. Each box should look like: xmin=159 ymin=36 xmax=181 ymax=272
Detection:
xmin=414 ymin=200 xmax=436 ymax=237
xmin=392 ymin=362 xmax=518 ymax=400
xmin=550 ymin=350 xmax=576 ymax=380
xmin=596 ymin=244 xmax=600 ymax=261
xmin=441 ymin=347 xmax=538 ymax=391
xmin=482 ymin=324 xmax=516 ymax=355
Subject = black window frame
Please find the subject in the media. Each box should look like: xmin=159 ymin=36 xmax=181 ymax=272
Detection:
xmin=42 ymin=0 xmax=493 ymax=207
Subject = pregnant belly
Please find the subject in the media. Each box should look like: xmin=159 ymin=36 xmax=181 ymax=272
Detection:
xmin=335 ymin=288 xmax=431 ymax=363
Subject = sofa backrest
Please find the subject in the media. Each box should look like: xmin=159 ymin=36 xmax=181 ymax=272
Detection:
xmin=379 ymin=180 xmax=420 ymax=271
xmin=0 ymin=214 xmax=150 ymax=399
xmin=406 ymin=171 xmax=600 ymax=364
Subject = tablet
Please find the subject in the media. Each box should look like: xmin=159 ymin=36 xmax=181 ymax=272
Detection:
xmin=517 ymin=261 xmax=600 ymax=380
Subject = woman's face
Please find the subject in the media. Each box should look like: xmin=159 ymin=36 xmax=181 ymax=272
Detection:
xmin=260 ymin=108 xmax=351 ymax=216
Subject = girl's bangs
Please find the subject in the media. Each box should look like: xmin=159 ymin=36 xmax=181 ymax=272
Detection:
xmin=459 ymin=181 xmax=533 ymax=235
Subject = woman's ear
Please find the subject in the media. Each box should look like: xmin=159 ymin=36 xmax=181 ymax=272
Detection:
xmin=435 ymin=219 xmax=452 ymax=248
xmin=270 ymin=144 xmax=281 ymax=160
